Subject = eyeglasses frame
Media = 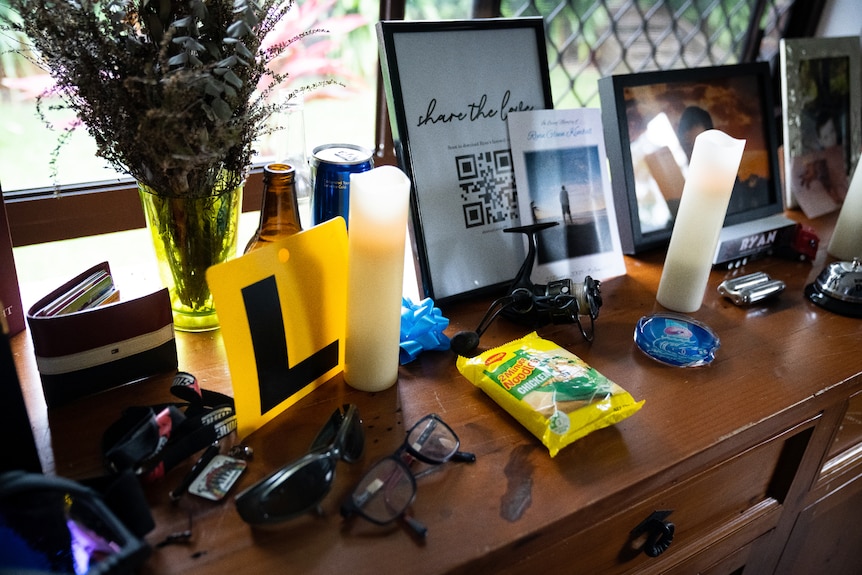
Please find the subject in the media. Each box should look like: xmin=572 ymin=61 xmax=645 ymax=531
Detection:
xmin=341 ymin=413 xmax=475 ymax=538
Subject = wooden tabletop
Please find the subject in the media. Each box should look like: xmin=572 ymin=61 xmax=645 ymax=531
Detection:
xmin=10 ymin=210 xmax=862 ymax=574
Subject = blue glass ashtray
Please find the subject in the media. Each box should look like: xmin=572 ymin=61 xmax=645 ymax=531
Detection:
xmin=633 ymin=313 xmax=720 ymax=367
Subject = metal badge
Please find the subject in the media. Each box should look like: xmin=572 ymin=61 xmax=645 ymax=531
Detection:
xmin=187 ymin=455 xmax=247 ymax=501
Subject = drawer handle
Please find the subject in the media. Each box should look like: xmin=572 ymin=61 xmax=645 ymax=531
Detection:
xmin=631 ymin=510 xmax=675 ymax=558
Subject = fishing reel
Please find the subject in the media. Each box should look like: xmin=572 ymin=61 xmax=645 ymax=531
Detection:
xmin=451 ymin=222 xmax=603 ymax=357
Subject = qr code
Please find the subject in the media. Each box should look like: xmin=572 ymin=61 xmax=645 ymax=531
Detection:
xmin=456 ymin=149 xmax=517 ymax=229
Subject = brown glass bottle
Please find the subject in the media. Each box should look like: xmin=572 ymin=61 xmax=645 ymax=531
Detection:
xmin=244 ymin=163 xmax=303 ymax=253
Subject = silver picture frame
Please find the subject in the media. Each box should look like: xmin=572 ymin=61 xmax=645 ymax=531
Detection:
xmin=780 ymin=36 xmax=861 ymax=212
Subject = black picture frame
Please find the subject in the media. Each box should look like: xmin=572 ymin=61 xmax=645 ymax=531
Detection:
xmin=598 ymin=62 xmax=784 ymax=255
xmin=377 ymin=18 xmax=553 ymax=303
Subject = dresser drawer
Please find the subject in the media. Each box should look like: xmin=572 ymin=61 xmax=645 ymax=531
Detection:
xmin=818 ymin=389 xmax=862 ymax=488
xmin=500 ymin=419 xmax=816 ymax=574
xmin=666 ymin=528 xmax=772 ymax=575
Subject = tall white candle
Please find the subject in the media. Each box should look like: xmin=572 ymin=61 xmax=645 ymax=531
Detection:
xmin=828 ymin=159 xmax=862 ymax=260
xmin=344 ymin=166 xmax=411 ymax=392
xmin=656 ymin=130 xmax=746 ymax=313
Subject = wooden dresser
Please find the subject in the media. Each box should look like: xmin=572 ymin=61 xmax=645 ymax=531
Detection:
xmin=10 ymin=211 xmax=862 ymax=574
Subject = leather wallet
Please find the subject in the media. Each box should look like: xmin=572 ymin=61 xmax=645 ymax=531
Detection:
xmin=27 ymin=262 xmax=177 ymax=408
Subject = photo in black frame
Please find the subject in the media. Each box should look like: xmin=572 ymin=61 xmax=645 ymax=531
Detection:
xmin=377 ymin=18 xmax=553 ymax=302
xmin=598 ymin=62 xmax=785 ymax=255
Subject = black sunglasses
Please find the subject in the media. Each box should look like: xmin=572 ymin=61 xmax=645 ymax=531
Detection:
xmin=235 ymin=403 xmax=364 ymax=525
xmin=340 ymin=413 xmax=475 ymax=538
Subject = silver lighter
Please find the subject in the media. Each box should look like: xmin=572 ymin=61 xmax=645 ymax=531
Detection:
xmin=717 ymin=272 xmax=786 ymax=306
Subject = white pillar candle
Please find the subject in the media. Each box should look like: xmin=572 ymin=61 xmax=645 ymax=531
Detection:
xmin=828 ymin=160 xmax=862 ymax=260
xmin=344 ymin=165 xmax=411 ymax=392
xmin=656 ymin=130 xmax=746 ymax=313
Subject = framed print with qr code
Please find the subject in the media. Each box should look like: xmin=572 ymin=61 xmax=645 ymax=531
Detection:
xmin=377 ymin=18 xmax=552 ymax=302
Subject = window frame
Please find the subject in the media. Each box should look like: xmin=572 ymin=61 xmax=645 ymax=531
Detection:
xmin=4 ymin=171 xmax=265 ymax=247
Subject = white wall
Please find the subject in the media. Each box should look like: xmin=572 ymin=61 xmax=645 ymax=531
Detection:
xmin=817 ymin=0 xmax=862 ymax=38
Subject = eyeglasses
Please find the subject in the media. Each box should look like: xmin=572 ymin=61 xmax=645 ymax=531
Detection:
xmin=234 ymin=403 xmax=364 ymax=525
xmin=0 ymin=471 xmax=150 ymax=575
xmin=340 ymin=413 xmax=475 ymax=538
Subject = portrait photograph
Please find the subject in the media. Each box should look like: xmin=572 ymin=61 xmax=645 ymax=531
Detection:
xmin=621 ymin=72 xmax=774 ymax=229
xmin=599 ymin=63 xmax=783 ymax=254
xmin=781 ymin=36 xmax=861 ymax=217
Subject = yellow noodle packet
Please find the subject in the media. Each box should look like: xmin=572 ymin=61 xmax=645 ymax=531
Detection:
xmin=456 ymin=332 xmax=644 ymax=457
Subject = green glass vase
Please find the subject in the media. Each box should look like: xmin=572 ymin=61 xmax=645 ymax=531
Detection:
xmin=139 ymin=178 xmax=242 ymax=332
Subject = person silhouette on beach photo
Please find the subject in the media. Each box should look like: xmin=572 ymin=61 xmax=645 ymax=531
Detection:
xmin=560 ymin=185 xmax=572 ymax=224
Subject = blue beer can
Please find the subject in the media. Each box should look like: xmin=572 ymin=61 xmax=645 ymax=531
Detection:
xmin=310 ymin=143 xmax=373 ymax=226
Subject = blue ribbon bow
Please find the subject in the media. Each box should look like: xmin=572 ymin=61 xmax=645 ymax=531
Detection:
xmin=399 ymin=297 xmax=451 ymax=364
